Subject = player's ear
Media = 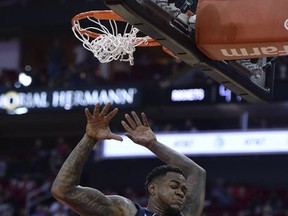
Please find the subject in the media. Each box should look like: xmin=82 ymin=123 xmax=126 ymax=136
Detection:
xmin=148 ymin=182 xmax=156 ymax=196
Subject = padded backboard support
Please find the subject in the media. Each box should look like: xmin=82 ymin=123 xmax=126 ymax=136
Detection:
xmin=104 ymin=0 xmax=274 ymax=102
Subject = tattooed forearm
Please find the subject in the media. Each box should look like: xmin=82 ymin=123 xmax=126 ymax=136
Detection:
xmin=66 ymin=188 xmax=114 ymax=215
xmin=52 ymin=135 xmax=97 ymax=194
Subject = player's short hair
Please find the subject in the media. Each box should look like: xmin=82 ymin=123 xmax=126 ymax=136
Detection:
xmin=144 ymin=165 xmax=185 ymax=193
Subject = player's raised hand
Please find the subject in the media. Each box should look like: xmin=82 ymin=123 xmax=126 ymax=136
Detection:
xmin=121 ymin=111 xmax=156 ymax=147
xmin=85 ymin=103 xmax=123 ymax=141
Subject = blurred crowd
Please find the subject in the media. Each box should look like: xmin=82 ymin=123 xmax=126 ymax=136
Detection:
xmin=0 ymin=136 xmax=72 ymax=215
xmin=0 ymin=38 xmax=202 ymax=91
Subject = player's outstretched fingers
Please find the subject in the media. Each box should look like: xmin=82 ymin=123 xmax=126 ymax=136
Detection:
xmin=106 ymin=108 xmax=119 ymax=121
xmin=131 ymin=111 xmax=142 ymax=126
xmin=93 ymin=103 xmax=101 ymax=116
xmin=121 ymin=120 xmax=133 ymax=133
xmin=124 ymin=114 xmax=137 ymax=130
xmin=85 ymin=108 xmax=93 ymax=121
xmin=99 ymin=102 xmax=111 ymax=117
xmin=141 ymin=112 xmax=149 ymax=127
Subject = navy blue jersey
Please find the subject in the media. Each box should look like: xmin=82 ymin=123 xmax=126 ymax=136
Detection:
xmin=135 ymin=204 xmax=182 ymax=216
xmin=135 ymin=204 xmax=158 ymax=216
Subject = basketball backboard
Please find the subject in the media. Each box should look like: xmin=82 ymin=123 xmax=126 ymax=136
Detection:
xmin=103 ymin=0 xmax=276 ymax=102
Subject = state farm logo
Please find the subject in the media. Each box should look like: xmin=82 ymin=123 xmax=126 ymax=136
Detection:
xmin=285 ymin=19 xmax=288 ymax=30
xmin=221 ymin=46 xmax=288 ymax=58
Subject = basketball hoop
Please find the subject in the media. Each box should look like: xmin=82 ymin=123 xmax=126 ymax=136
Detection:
xmin=71 ymin=10 xmax=161 ymax=65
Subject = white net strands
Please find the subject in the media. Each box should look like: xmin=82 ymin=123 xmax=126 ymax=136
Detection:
xmin=72 ymin=16 xmax=151 ymax=65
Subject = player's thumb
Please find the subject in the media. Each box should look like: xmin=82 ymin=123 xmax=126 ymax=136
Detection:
xmin=109 ymin=133 xmax=123 ymax=141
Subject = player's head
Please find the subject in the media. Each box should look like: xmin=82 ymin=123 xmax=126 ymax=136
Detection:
xmin=145 ymin=165 xmax=187 ymax=213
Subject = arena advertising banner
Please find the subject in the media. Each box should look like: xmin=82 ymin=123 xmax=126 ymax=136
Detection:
xmin=0 ymin=87 xmax=140 ymax=114
xmin=0 ymin=84 xmax=242 ymax=114
xmin=102 ymin=130 xmax=288 ymax=158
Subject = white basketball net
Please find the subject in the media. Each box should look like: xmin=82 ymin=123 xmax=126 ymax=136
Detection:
xmin=72 ymin=17 xmax=151 ymax=65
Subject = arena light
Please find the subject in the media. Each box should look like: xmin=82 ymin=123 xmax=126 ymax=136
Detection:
xmin=7 ymin=107 xmax=28 ymax=115
xmin=18 ymin=72 xmax=32 ymax=87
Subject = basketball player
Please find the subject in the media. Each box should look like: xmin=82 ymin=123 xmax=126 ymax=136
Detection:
xmin=51 ymin=103 xmax=206 ymax=216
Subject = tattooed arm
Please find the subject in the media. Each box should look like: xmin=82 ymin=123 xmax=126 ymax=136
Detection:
xmin=51 ymin=103 xmax=137 ymax=216
xmin=121 ymin=112 xmax=206 ymax=216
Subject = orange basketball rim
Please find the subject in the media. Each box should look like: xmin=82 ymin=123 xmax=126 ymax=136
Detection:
xmin=71 ymin=10 xmax=179 ymax=63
